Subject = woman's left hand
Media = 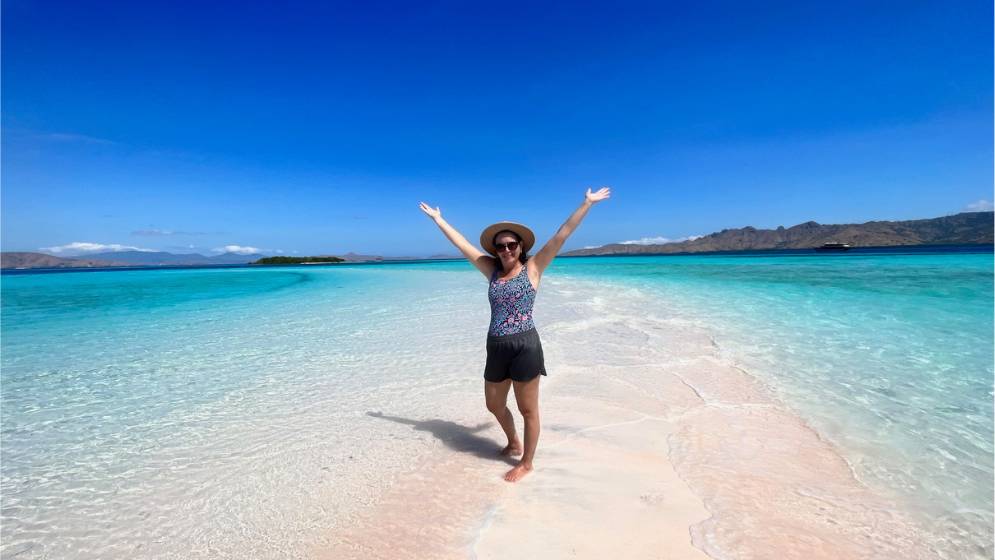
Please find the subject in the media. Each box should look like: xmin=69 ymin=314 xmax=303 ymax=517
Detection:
xmin=586 ymin=186 xmax=611 ymax=204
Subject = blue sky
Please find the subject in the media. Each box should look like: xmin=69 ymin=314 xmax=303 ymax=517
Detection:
xmin=3 ymin=0 xmax=992 ymax=257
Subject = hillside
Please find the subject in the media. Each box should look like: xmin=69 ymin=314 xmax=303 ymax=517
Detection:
xmin=0 ymin=252 xmax=126 ymax=269
xmin=564 ymin=212 xmax=994 ymax=256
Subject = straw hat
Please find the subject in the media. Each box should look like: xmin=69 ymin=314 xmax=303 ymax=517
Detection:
xmin=480 ymin=221 xmax=536 ymax=256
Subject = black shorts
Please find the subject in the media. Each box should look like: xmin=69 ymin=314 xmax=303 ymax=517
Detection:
xmin=484 ymin=327 xmax=547 ymax=383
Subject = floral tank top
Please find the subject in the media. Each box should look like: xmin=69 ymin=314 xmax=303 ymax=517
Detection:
xmin=488 ymin=262 xmax=536 ymax=336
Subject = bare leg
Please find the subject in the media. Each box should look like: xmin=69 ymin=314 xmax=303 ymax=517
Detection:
xmin=505 ymin=374 xmax=541 ymax=482
xmin=485 ymin=379 xmax=522 ymax=456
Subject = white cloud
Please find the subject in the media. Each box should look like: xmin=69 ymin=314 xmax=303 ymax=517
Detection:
xmin=43 ymin=132 xmax=117 ymax=145
xmin=214 ymin=244 xmax=263 ymax=255
xmin=132 ymin=228 xmax=210 ymax=236
xmin=164 ymin=244 xmax=203 ymax=252
xmin=964 ymin=200 xmax=994 ymax=212
xmin=40 ymin=242 xmax=155 ymax=255
xmin=619 ymin=235 xmax=702 ymax=245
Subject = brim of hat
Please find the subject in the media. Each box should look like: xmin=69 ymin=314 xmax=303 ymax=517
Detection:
xmin=480 ymin=222 xmax=536 ymax=256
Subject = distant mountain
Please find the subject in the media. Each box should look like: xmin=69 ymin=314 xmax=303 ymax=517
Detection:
xmin=1 ymin=252 xmax=127 ymax=269
xmin=12 ymin=211 xmax=985 ymax=271
xmin=79 ymin=251 xmax=207 ymax=265
xmin=338 ymin=252 xmax=384 ymax=262
xmin=208 ymin=252 xmax=269 ymax=264
xmin=564 ymin=212 xmax=994 ymax=256
xmin=0 ymin=249 xmax=458 ymax=270
xmin=1 ymin=250 xmax=268 ymax=269
xmin=83 ymin=251 xmax=266 ymax=266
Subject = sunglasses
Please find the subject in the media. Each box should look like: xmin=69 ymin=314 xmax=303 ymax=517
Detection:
xmin=495 ymin=241 xmax=520 ymax=253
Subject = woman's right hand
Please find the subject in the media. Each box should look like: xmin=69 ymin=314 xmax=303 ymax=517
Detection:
xmin=418 ymin=202 xmax=442 ymax=220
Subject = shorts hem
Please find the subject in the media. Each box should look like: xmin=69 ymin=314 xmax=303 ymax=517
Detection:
xmin=483 ymin=370 xmax=547 ymax=383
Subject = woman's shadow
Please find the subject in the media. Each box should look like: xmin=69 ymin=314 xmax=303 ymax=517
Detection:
xmin=367 ymin=411 xmax=517 ymax=465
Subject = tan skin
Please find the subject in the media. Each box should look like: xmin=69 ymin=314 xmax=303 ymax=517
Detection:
xmin=419 ymin=187 xmax=611 ymax=482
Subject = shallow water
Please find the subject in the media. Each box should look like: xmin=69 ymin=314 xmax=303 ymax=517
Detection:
xmin=2 ymin=265 xmax=496 ymax=558
xmin=2 ymin=250 xmax=992 ymax=558
xmin=553 ymin=251 xmax=994 ymax=558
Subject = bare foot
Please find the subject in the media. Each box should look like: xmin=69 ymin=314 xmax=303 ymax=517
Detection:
xmin=503 ymin=463 xmax=533 ymax=482
xmin=500 ymin=442 xmax=523 ymax=457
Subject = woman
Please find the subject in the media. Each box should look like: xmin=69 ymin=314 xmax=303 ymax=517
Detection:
xmin=418 ymin=187 xmax=611 ymax=482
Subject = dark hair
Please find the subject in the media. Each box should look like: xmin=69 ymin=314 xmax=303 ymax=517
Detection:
xmin=493 ymin=230 xmax=529 ymax=270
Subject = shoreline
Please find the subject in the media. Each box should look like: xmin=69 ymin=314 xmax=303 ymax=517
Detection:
xmin=315 ymin=279 xmax=938 ymax=559
xmin=3 ymin=243 xmax=991 ymax=276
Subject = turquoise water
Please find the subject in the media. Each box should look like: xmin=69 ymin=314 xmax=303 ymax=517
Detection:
xmin=553 ymin=251 xmax=995 ymax=555
xmin=2 ymin=265 xmax=484 ymax=558
xmin=2 ymin=251 xmax=993 ymax=558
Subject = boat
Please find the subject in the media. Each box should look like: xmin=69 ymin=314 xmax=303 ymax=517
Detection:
xmin=815 ymin=242 xmax=852 ymax=252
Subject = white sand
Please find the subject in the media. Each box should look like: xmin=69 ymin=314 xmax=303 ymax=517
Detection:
xmin=315 ymin=280 xmax=935 ymax=559
xmin=472 ymin=391 xmax=713 ymax=560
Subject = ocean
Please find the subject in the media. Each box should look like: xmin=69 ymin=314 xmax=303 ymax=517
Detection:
xmin=2 ymin=247 xmax=992 ymax=558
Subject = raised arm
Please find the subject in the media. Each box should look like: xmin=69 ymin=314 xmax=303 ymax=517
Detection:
xmin=530 ymin=187 xmax=611 ymax=276
xmin=419 ymin=202 xmax=497 ymax=280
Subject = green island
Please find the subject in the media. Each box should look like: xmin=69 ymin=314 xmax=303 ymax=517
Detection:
xmin=253 ymin=256 xmax=345 ymax=265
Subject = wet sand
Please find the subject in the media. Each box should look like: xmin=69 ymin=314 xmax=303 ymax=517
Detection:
xmin=315 ymin=283 xmax=936 ymax=559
